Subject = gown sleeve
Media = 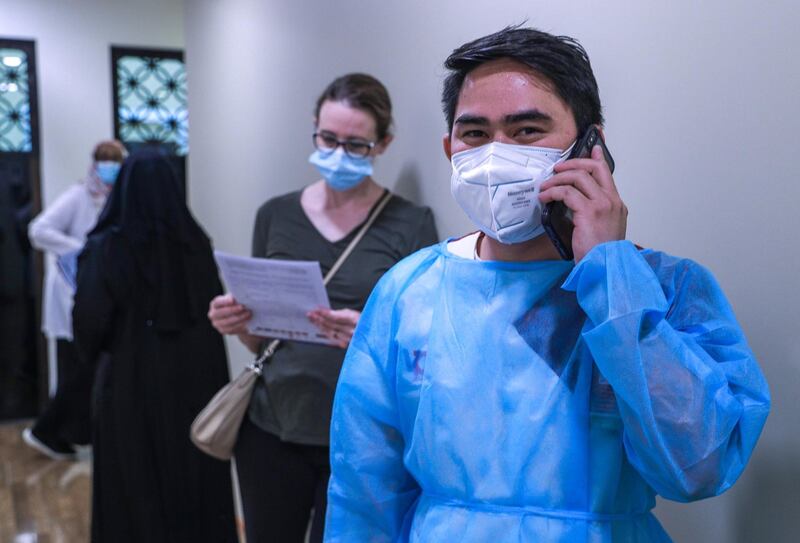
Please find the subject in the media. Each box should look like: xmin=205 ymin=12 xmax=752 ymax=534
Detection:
xmin=324 ymin=273 xmax=421 ymax=542
xmin=562 ymin=240 xmax=770 ymax=501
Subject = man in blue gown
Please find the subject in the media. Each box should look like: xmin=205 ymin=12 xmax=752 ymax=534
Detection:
xmin=324 ymin=26 xmax=770 ymax=542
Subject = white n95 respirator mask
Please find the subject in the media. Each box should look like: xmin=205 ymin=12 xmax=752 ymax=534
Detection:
xmin=450 ymin=141 xmax=573 ymax=244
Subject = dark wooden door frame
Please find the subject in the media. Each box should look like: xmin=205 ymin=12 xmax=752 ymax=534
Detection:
xmin=1 ymin=37 xmax=47 ymax=411
xmin=109 ymin=45 xmax=188 ymax=195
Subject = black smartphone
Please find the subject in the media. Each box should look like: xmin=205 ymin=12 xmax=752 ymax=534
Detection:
xmin=541 ymin=125 xmax=615 ymax=260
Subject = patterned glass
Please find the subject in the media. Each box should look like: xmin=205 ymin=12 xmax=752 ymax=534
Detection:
xmin=0 ymin=48 xmax=31 ymax=152
xmin=116 ymin=55 xmax=188 ymax=155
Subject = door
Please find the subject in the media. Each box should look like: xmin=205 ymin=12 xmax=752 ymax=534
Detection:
xmin=111 ymin=46 xmax=188 ymax=194
xmin=0 ymin=39 xmax=45 ymax=419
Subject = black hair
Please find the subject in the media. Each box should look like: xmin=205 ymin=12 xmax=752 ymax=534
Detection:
xmin=315 ymin=73 xmax=393 ymax=141
xmin=442 ymin=25 xmax=603 ymax=136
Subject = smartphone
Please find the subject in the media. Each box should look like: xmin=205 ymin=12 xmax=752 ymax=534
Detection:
xmin=541 ymin=125 xmax=615 ymax=260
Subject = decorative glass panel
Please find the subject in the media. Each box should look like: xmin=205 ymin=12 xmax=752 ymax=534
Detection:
xmin=116 ymin=54 xmax=188 ymax=155
xmin=0 ymin=48 xmax=32 ymax=152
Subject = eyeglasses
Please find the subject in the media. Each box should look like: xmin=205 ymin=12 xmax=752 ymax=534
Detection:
xmin=312 ymin=131 xmax=376 ymax=159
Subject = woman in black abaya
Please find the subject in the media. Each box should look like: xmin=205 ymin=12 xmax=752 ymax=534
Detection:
xmin=73 ymin=152 xmax=237 ymax=543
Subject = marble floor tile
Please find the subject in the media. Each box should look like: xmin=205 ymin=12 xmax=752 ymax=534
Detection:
xmin=0 ymin=421 xmax=90 ymax=542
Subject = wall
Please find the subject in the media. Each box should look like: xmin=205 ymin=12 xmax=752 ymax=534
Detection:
xmin=185 ymin=1 xmax=799 ymax=540
xmin=0 ymin=0 xmax=184 ymax=202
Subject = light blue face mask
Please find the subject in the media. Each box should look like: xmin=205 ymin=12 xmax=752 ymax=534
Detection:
xmin=309 ymin=148 xmax=373 ymax=191
xmin=95 ymin=161 xmax=121 ymax=184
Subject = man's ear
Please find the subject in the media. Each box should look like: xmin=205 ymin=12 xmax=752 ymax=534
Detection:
xmin=442 ymin=134 xmax=452 ymax=161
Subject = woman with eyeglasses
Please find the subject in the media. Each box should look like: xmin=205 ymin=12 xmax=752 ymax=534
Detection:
xmin=207 ymin=73 xmax=438 ymax=543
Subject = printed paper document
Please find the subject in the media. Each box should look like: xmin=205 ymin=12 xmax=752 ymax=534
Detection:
xmin=214 ymin=251 xmax=333 ymax=345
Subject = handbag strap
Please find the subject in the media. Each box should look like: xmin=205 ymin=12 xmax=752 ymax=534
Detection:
xmin=252 ymin=189 xmax=393 ymax=370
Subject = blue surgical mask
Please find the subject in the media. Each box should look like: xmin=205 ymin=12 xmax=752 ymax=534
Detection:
xmin=309 ymin=148 xmax=373 ymax=191
xmin=96 ymin=161 xmax=121 ymax=184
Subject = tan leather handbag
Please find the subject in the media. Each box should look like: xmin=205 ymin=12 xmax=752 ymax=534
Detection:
xmin=190 ymin=339 xmax=279 ymax=460
xmin=190 ymin=190 xmax=392 ymax=460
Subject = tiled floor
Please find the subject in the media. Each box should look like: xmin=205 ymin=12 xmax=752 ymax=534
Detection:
xmin=0 ymin=420 xmax=91 ymax=542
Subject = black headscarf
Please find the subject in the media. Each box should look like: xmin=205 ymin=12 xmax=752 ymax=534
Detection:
xmin=89 ymin=151 xmax=216 ymax=331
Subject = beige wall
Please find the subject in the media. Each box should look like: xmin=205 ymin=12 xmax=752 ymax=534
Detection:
xmin=183 ymin=1 xmax=798 ymax=540
xmin=0 ymin=0 xmax=184 ymax=204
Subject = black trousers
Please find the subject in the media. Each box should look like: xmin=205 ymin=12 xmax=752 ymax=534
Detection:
xmin=32 ymin=339 xmax=92 ymax=446
xmin=235 ymin=418 xmax=330 ymax=543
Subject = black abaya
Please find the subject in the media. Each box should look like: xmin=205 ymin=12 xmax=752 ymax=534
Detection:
xmin=73 ymin=153 xmax=237 ymax=543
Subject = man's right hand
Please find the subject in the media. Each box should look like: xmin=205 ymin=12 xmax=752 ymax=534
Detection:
xmin=208 ymin=293 xmax=252 ymax=335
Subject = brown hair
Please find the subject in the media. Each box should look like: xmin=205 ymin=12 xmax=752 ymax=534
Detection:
xmin=93 ymin=140 xmax=127 ymax=162
xmin=314 ymin=73 xmax=393 ymax=141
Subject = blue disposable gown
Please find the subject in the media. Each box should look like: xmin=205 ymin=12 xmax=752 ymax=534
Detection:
xmin=325 ymin=240 xmax=770 ymax=542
